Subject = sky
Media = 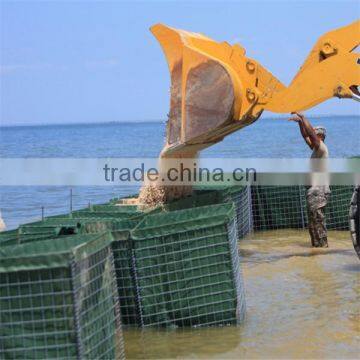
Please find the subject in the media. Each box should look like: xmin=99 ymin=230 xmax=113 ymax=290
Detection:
xmin=0 ymin=0 xmax=359 ymax=126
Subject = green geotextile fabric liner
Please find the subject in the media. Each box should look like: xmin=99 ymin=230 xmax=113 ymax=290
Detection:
xmin=132 ymin=203 xmax=236 ymax=239
xmin=70 ymin=211 xmax=135 ymax=219
xmin=89 ymin=204 xmax=139 ymax=213
xmin=1 ymin=218 xmax=138 ymax=247
xmin=129 ymin=203 xmax=240 ymax=327
xmin=0 ymin=231 xmax=123 ymax=360
xmin=164 ymin=190 xmax=222 ymax=212
xmin=69 ymin=203 xmax=141 ymax=219
xmin=0 ymin=232 xmax=61 ymax=248
xmin=0 ymin=232 xmax=114 ymax=271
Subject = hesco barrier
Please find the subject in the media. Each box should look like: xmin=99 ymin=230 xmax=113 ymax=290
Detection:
xmin=0 ymin=232 xmax=125 ymax=360
xmin=128 ymin=203 xmax=245 ymax=328
xmin=250 ymin=185 xmax=354 ymax=232
xmin=0 ymin=218 xmax=136 ymax=248
xmin=192 ymin=185 xmax=354 ymax=238
xmin=0 ymin=185 xmax=354 ymax=356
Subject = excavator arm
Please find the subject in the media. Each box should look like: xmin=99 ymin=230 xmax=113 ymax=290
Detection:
xmin=151 ymin=20 xmax=359 ymax=157
xmin=265 ymin=20 xmax=360 ymax=112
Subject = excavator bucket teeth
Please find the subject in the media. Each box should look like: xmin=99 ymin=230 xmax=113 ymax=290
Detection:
xmin=151 ymin=21 xmax=360 ymax=156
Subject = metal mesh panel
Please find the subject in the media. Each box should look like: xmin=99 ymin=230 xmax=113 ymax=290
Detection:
xmin=0 ymin=234 xmax=125 ymax=360
xmin=111 ymin=236 xmax=140 ymax=326
xmin=70 ymin=247 xmax=124 ymax=360
xmin=251 ymin=186 xmax=307 ymax=230
xmin=325 ymin=186 xmax=354 ymax=230
xmin=221 ymin=186 xmax=253 ymax=239
xmin=0 ymin=268 xmax=76 ymax=359
xmin=226 ymin=217 xmax=246 ymax=323
xmin=130 ymin=204 xmax=245 ymax=328
xmin=250 ymin=185 xmax=353 ymax=231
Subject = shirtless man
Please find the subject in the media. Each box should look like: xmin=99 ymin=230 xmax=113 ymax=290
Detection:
xmin=289 ymin=112 xmax=330 ymax=247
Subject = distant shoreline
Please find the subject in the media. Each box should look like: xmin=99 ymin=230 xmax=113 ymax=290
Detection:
xmin=1 ymin=114 xmax=359 ymax=129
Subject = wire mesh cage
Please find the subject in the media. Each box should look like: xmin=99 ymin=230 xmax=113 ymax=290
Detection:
xmin=250 ymin=185 xmax=354 ymax=232
xmin=129 ymin=203 xmax=246 ymax=328
xmin=1 ymin=184 xmax=355 ymax=358
xmin=187 ymin=185 xmax=354 ymax=237
xmin=0 ymin=232 xmax=125 ymax=360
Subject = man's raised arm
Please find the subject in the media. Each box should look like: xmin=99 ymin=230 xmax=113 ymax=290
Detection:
xmin=289 ymin=112 xmax=320 ymax=150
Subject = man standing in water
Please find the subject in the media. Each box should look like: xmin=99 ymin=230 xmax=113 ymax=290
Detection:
xmin=289 ymin=112 xmax=330 ymax=247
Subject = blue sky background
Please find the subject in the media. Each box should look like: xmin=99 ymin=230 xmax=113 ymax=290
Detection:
xmin=1 ymin=0 xmax=359 ymax=126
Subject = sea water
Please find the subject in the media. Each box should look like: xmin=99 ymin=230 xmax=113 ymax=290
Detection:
xmin=1 ymin=115 xmax=359 ymax=229
xmin=123 ymin=230 xmax=359 ymax=359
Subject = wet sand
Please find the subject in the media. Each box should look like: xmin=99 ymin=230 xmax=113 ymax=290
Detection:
xmin=123 ymin=229 xmax=359 ymax=359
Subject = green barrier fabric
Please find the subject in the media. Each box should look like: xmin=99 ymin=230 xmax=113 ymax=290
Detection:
xmin=0 ymin=232 xmax=124 ymax=360
xmin=89 ymin=204 xmax=139 ymax=213
xmin=1 ymin=217 xmax=139 ymax=248
xmin=128 ymin=203 xmax=244 ymax=328
xmin=132 ymin=203 xmax=235 ymax=239
xmin=164 ymin=190 xmax=222 ymax=212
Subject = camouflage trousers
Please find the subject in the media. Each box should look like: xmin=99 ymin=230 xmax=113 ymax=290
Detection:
xmin=306 ymin=187 xmax=330 ymax=247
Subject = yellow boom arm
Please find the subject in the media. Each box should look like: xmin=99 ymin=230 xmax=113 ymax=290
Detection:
xmin=151 ymin=21 xmax=360 ymax=156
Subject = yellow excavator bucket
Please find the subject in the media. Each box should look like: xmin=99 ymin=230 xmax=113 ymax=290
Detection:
xmin=151 ymin=21 xmax=359 ymax=157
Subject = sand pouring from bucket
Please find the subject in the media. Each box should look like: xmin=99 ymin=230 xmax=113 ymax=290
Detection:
xmin=151 ymin=21 xmax=360 ymax=157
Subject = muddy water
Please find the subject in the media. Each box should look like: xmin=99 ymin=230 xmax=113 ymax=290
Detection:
xmin=123 ymin=229 xmax=359 ymax=359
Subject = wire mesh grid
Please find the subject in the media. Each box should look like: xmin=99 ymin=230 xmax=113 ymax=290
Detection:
xmin=131 ymin=222 xmax=244 ymax=328
xmin=0 ymin=236 xmax=125 ymax=360
xmin=226 ymin=217 xmax=246 ymax=323
xmin=0 ymin=268 xmax=77 ymax=359
xmin=70 ymin=246 xmax=124 ymax=360
xmin=111 ymin=236 xmax=140 ymax=326
xmin=325 ymin=186 xmax=354 ymax=230
xmin=1 ymin=185 xmax=354 ymax=358
xmin=248 ymin=185 xmax=353 ymax=233
xmin=223 ymin=186 xmax=253 ymax=239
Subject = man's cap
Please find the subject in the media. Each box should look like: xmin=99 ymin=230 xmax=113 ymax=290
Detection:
xmin=314 ymin=126 xmax=326 ymax=137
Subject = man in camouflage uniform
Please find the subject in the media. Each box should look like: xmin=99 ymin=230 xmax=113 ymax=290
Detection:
xmin=289 ymin=113 xmax=330 ymax=247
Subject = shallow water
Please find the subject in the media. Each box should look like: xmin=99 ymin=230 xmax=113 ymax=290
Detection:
xmin=123 ymin=229 xmax=359 ymax=359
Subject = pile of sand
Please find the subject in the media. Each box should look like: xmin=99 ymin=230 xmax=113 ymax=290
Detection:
xmin=135 ymin=131 xmax=198 ymax=208
xmin=138 ymin=184 xmax=193 ymax=210
xmin=138 ymin=184 xmax=166 ymax=209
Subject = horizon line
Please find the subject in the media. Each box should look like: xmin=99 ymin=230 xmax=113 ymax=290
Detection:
xmin=1 ymin=114 xmax=359 ymax=128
